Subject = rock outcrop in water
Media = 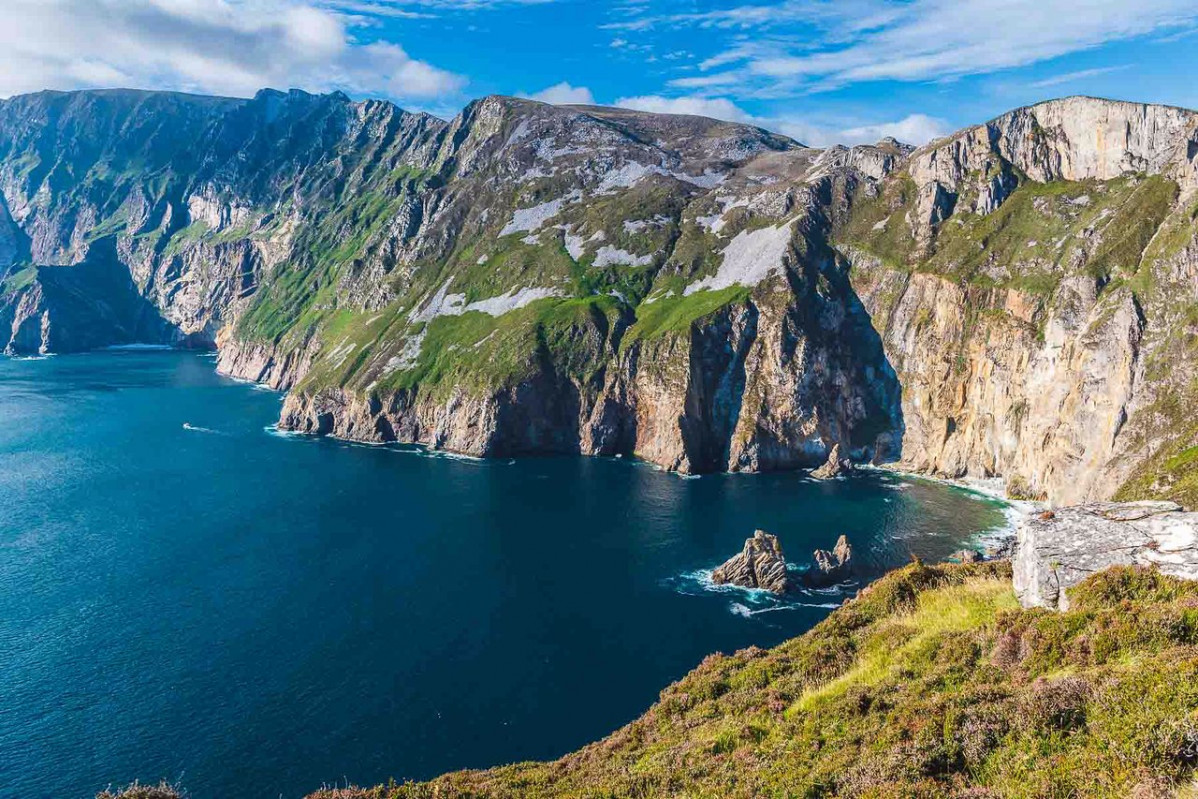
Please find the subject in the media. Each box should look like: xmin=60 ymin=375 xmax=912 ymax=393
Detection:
xmin=810 ymin=443 xmax=853 ymax=479
xmin=947 ymin=548 xmax=983 ymax=564
xmin=1013 ymin=500 xmax=1198 ymax=609
xmin=711 ymin=530 xmax=793 ymax=594
xmin=711 ymin=531 xmax=857 ymax=593
xmin=2 ymin=90 xmax=1198 ymax=508
xmin=801 ymin=534 xmax=855 ymax=587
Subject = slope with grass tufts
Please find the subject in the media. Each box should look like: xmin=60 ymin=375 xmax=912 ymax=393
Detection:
xmin=308 ymin=562 xmax=1198 ymax=799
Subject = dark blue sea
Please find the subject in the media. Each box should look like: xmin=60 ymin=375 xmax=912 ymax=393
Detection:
xmin=0 ymin=351 xmax=1009 ymax=798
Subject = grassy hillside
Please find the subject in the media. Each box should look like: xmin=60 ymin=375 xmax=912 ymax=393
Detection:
xmin=303 ymin=562 xmax=1198 ymax=799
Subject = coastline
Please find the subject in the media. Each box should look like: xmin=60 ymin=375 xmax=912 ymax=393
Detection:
xmin=862 ymin=463 xmax=1036 ymax=551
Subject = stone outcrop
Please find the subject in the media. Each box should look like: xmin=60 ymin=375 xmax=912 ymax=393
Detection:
xmin=1013 ymin=501 xmax=1198 ymax=609
xmin=810 ymin=443 xmax=853 ymax=479
xmin=801 ymin=534 xmax=855 ymax=587
xmin=711 ymin=530 xmax=792 ymax=594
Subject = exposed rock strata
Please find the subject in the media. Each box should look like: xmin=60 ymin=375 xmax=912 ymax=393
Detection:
xmin=1013 ymin=501 xmax=1198 ymax=609
xmin=802 ymin=534 xmax=855 ymax=587
xmin=2 ymin=90 xmax=1198 ymax=507
xmin=711 ymin=530 xmax=792 ymax=594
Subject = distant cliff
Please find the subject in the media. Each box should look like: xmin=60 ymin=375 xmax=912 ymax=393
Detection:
xmin=2 ymin=90 xmax=1197 ymax=506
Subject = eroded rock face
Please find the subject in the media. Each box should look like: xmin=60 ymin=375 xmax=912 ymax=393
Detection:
xmin=810 ymin=443 xmax=853 ymax=479
xmin=711 ymin=530 xmax=792 ymax=594
xmin=1013 ymin=501 xmax=1198 ymax=609
xmin=802 ymin=534 xmax=854 ymax=587
xmin=4 ymin=90 xmax=1198 ymax=510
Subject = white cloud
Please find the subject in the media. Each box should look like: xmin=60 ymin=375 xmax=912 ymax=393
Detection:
xmin=770 ymin=113 xmax=948 ymax=147
xmin=0 ymin=0 xmax=465 ymax=100
xmin=526 ymin=82 xmax=595 ymax=105
xmin=615 ymin=94 xmax=754 ymax=121
xmin=1026 ymin=64 xmax=1130 ymax=89
xmin=668 ymin=73 xmax=742 ymax=89
xmin=332 ymin=0 xmax=559 ymax=10
xmin=616 ymin=92 xmax=950 ymax=147
xmin=830 ymin=113 xmax=951 ymax=146
xmin=630 ymin=0 xmax=1197 ymax=95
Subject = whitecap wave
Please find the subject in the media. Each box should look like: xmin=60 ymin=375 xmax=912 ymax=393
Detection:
xmin=729 ymin=601 xmax=838 ymax=617
xmin=664 ymin=568 xmax=849 ymax=619
xmin=182 ymin=422 xmax=222 ymax=434
xmin=263 ymin=424 xmax=308 ymax=439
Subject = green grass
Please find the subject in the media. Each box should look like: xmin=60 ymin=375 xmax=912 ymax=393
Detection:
xmin=0 ymin=264 xmax=37 ymax=295
xmin=839 ymin=173 xmax=1180 ymax=300
xmin=301 ymin=562 xmax=1198 ymax=798
xmin=1085 ymin=176 xmax=1179 ymax=281
xmin=792 ymin=576 xmax=1020 ymax=713
xmin=1116 ymin=399 xmax=1198 ymax=511
xmin=834 ymin=173 xmax=920 ymax=270
xmin=623 ymin=285 xmax=752 ymax=344
xmin=364 ymin=295 xmax=625 ymax=397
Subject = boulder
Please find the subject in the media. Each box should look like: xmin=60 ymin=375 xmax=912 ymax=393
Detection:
xmin=711 ymin=530 xmax=792 ymax=594
xmin=802 ymin=534 xmax=855 ymax=587
xmin=1013 ymin=501 xmax=1198 ymax=610
xmin=811 ymin=444 xmax=852 ymax=479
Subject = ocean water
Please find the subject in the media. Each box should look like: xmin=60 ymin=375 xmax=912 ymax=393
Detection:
xmin=0 ymin=351 xmax=1009 ymax=799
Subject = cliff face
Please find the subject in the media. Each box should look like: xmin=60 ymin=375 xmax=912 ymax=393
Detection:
xmin=0 ymin=88 xmax=444 ymax=353
xmin=838 ymin=97 xmax=1198 ymax=505
xmin=2 ymin=90 xmax=1197 ymax=504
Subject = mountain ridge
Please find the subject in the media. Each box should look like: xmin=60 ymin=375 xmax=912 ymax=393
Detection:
xmin=1 ymin=88 xmax=1196 ymax=506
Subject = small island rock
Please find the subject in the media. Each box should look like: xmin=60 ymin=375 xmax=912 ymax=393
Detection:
xmin=711 ymin=530 xmax=792 ymax=594
xmin=811 ymin=444 xmax=852 ymax=479
xmin=802 ymin=534 xmax=855 ymax=587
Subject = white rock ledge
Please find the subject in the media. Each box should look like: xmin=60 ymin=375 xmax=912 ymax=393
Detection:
xmin=1013 ymin=501 xmax=1198 ymax=610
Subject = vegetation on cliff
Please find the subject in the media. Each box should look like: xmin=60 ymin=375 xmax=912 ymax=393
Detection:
xmin=4 ymin=90 xmax=1198 ymax=502
xmin=302 ymin=563 xmax=1198 ymax=799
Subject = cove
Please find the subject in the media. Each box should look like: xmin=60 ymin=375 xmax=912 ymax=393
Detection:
xmin=0 ymin=351 xmax=1008 ymax=799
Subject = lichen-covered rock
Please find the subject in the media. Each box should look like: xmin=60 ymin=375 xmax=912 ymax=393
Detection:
xmin=802 ymin=534 xmax=854 ymax=587
xmin=1013 ymin=501 xmax=1198 ymax=609
xmin=711 ymin=530 xmax=792 ymax=594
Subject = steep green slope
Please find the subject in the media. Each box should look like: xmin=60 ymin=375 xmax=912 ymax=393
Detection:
xmin=309 ymin=563 xmax=1198 ymax=799
xmin=3 ymin=90 xmax=1198 ymax=501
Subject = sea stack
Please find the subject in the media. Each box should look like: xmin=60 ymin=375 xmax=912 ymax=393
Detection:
xmin=802 ymin=535 xmax=854 ymax=587
xmin=711 ymin=530 xmax=793 ymax=594
xmin=811 ymin=444 xmax=852 ymax=479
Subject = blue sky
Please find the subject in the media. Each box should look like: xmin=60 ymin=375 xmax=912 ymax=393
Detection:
xmin=2 ymin=0 xmax=1197 ymax=145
